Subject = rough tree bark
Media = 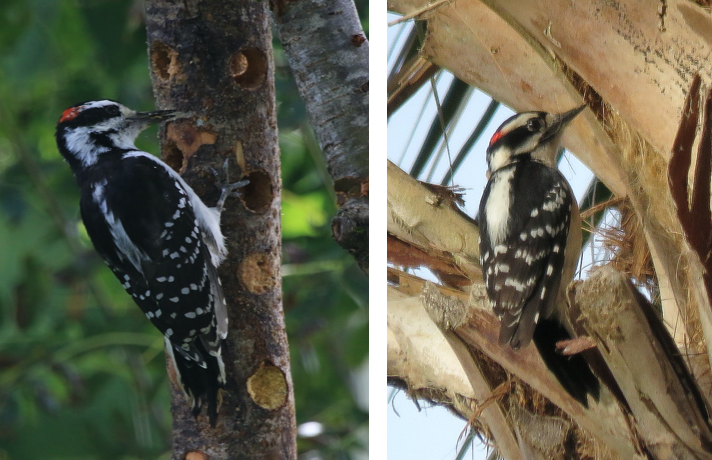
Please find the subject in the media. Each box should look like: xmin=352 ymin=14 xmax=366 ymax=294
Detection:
xmin=145 ymin=1 xmax=296 ymax=459
xmin=271 ymin=0 xmax=369 ymax=273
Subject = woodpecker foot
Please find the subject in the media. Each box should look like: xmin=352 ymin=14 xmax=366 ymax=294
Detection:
xmin=211 ymin=159 xmax=249 ymax=214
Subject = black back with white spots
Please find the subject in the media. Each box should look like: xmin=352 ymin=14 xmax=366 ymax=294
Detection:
xmin=78 ymin=153 xmax=226 ymax=423
xmin=478 ymin=158 xmax=573 ymax=350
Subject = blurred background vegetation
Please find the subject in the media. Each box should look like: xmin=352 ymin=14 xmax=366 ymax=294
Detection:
xmin=0 ymin=1 xmax=368 ymax=459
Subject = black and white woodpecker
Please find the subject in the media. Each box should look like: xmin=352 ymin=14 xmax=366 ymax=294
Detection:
xmin=56 ymin=100 xmax=246 ymax=425
xmin=478 ymin=106 xmax=600 ymax=406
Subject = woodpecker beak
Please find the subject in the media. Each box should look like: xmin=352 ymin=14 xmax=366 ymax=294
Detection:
xmin=542 ymin=105 xmax=586 ymax=142
xmin=127 ymin=110 xmax=179 ymax=124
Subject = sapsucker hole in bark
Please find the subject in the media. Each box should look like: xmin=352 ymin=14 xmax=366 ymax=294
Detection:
xmin=151 ymin=41 xmax=178 ymax=81
xmin=229 ymin=48 xmax=267 ymax=90
xmin=241 ymin=170 xmax=273 ymax=212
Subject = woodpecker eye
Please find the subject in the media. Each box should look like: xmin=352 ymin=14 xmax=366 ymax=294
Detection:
xmin=106 ymin=105 xmax=121 ymax=117
xmin=527 ymin=118 xmax=542 ymax=132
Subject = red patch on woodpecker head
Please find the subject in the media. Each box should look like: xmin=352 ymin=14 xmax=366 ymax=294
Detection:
xmin=59 ymin=106 xmax=83 ymax=123
xmin=489 ymin=130 xmax=504 ymax=146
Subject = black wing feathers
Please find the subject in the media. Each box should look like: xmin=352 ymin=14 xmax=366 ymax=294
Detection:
xmin=478 ymin=161 xmax=572 ymax=349
xmin=80 ymin=155 xmax=219 ymax=364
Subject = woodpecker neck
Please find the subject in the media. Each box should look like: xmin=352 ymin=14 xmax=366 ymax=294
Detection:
xmin=511 ymin=152 xmax=532 ymax=164
xmin=528 ymin=135 xmax=561 ymax=168
xmin=56 ymin=125 xmax=139 ymax=176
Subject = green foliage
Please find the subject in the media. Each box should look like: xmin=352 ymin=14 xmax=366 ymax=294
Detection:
xmin=0 ymin=1 xmax=368 ymax=459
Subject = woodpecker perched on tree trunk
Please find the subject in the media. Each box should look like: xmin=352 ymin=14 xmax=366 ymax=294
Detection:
xmin=478 ymin=105 xmax=600 ymax=406
xmin=56 ymin=100 xmax=246 ymax=425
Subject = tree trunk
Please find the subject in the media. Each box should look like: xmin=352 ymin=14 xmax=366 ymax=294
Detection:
xmin=145 ymin=1 xmax=296 ymax=458
xmin=271 ymin=0 xmax=370 ymax=273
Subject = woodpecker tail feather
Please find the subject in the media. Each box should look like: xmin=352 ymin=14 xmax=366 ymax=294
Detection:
xmin=165 ymin=337 xmax=225 ymax=426
xmin=533 ymin=318 xmax=600 ymax=407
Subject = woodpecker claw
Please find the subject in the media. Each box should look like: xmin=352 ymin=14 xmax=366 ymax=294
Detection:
xmin=210 ymin=159 xmax=249 ymax=214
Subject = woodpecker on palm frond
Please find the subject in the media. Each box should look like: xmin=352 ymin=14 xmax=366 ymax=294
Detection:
xmin=478 ymin=106 xmax=600 ymax=406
